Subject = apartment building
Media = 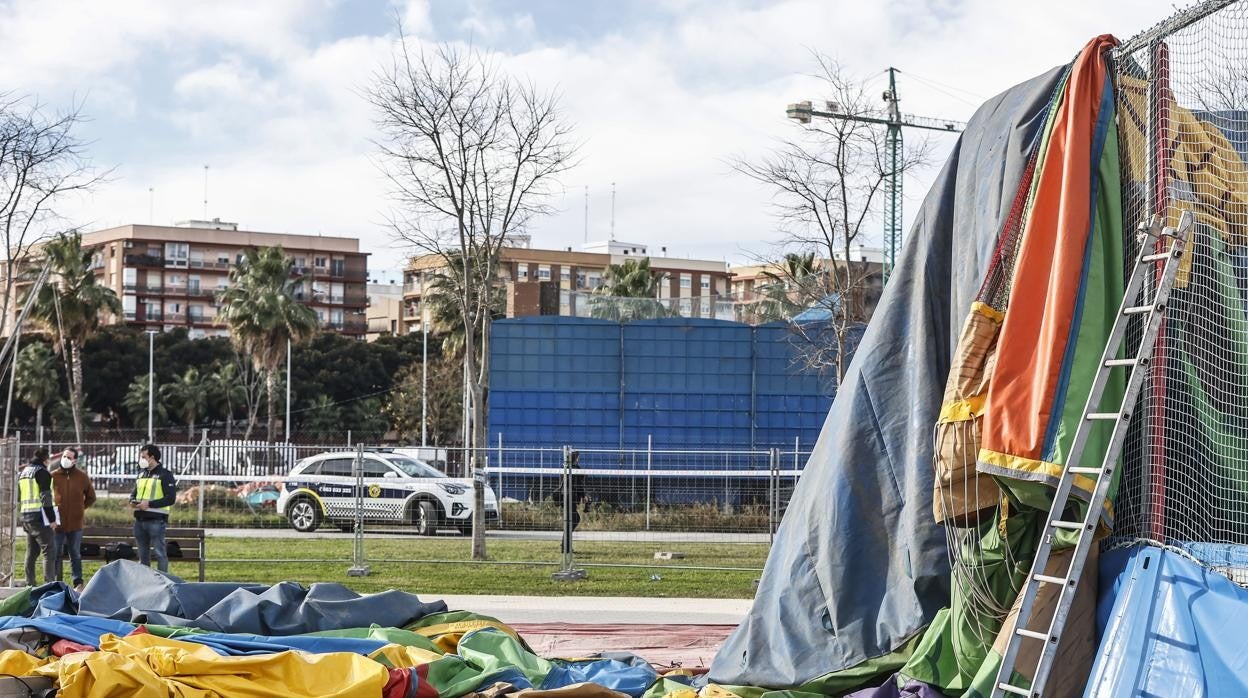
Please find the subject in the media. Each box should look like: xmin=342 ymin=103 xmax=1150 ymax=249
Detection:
xmin=730 ymin=245 xmax=885 ymax=323
xmin=400 ymin=240 xmax=733 ymax=333
xmin=69 ymin=219 xmax=368 ymax=338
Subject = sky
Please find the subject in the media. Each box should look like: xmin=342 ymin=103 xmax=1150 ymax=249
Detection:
xmin=0 ymin=0 xmax=1184 ymax=279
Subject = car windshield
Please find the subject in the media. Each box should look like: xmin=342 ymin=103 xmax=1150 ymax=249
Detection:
xmin=387 ymin=456 xmax=445 ymax=478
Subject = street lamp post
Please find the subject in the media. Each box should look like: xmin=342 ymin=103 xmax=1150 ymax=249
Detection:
xmin=146 ymin=330 xmax=157 ymax=443
xmin=285 ymin=338 xmax=292 ymax=443
xmin=421 ymin=307 xmax=428 ymax=447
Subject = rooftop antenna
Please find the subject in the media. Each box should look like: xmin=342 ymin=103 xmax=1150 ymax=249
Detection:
xmin=583 ymin=186 xmax=589 ymax=244
xmin=202 ymin=164 xmax=209 ymax=218
xmin=610 ymin=182 xmax=616 ymax=241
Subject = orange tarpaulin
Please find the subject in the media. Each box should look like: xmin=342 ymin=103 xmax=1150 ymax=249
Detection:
xmin=978 ymin=34 xmax=1119 ymax=486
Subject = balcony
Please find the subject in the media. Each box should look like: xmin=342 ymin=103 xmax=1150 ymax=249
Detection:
xmin=187 ymin=287 xmax=217 ymax=298
xmin=123 ymin=311 xmax=136 ymax=320
xmin=141 ymin=312 xmax=163 ymax=323
xmin=165 ymin=312 xmax=186 ymax=323
xmin=189 ymin=314 xmax=216 ymax=326
xmin=123 ymin=283 xmax=137 ymax=292
xmin=124 ymin=253 xmax=163 ymax=267
xmin=140 ymin=286 xmax=163 ymax=295
xmin=188 ymin=260 xmax=231 ymax=270
xmin=402 ymin=282 xmax=421 ymax=295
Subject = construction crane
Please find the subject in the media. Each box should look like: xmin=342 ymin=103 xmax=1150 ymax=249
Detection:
xmin=787 ymin=68 xmax=966 ymax=283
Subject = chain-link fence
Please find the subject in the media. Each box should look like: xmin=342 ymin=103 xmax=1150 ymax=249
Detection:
xmin=4 ymin=435 xmax=811 ymax=579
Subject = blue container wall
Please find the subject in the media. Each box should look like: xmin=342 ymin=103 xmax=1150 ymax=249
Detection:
xmin=488 ymin=317 xmax=860 ymax=456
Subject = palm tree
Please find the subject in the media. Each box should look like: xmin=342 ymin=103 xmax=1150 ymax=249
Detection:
xmin=161 ymin=366 xmax=207 ymax=442
xmin=15 ymin=343 xmax=60 ymax=443
xmin=122 ymin=373 xmax=168 ymax=432
xmin=27 ymin=232 xmax=123 ymax=442
xmin=751 ymin=252 xmax=821 ymax=321
xmin=216 ymin=246 xmax=319 ymax=442
xmin=206 ymin=362 xmax=247 ymax=438
xmin=423 ymin=255 xmax=505 ymax=357
xmin=590 ymin=257 xmax=670 ymax=321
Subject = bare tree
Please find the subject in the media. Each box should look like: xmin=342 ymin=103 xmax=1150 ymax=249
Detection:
xmin=733 ymin=55 xmax=928 ymax=381
xmin=0 ymin=95 xmax=104 ymax=336
xmin=368 ymin=38 xmax=577 ymax=559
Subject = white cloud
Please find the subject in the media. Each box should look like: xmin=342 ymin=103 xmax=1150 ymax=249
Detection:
xmin=0 ymin=0 xmax=1191 ymax=271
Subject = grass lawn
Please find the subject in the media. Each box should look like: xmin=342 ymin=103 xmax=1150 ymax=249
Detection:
xmin=21 ymin=535 xmax=767 ymax=599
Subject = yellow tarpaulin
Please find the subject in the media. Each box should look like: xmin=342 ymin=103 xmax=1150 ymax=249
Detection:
xmin=36 ymin=633 xmax=391 ymax=698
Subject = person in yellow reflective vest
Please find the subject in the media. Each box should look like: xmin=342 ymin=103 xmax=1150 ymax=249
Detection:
xmin=128 ymin=444 xmax=177 ymax=572
xmin=18 ymin=448 xmax=57 ymax=587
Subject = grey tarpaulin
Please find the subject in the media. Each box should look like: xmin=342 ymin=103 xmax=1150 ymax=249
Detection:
xmin=709 ymin=66 xmax=1065 ymax=688
xmin=76 ymin=560 xmax=448 ymax=634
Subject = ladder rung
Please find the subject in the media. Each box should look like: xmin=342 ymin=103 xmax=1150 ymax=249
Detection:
xmin=1050 ymin=520 xmax=1086 ymax=531
xmin=996 ymin=683 xmax=1031 ymax=697
xmin=1104 ymin=358 xmax=1140 ymax=367
xmin=1123 ymin=305 xmax=1156 ymax=315
xmin=1068 ymin=466 xmax=1102 ymax=475
xmin=1034 ymin=573 xmax=1069 ymax=586
xmin=1141 ymin=252 xmax=1174 ymax=262
xmin=1087 ymin=413 xmax=1122 ymax=421
xmin=1016 ymin=628 xmax=1052 ymax=642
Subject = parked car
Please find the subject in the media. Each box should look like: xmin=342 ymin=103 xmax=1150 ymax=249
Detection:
xmin=276 ymin=449 xmax=499 ymax=535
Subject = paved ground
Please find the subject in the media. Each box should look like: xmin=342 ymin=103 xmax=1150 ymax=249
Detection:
xmin=203 ymin=527 xmax=772 ymax=543
xmin=430 ymin=594 xmax=750 ymax=625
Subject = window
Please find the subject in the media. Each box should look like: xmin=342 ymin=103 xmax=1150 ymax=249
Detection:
xmin=122 ymin=295 xmax=136 ymax=313
xmin=299 ymin=462 xmax=323 ymax=476
xmin=517 ymin=263 xmax=528 ymax=279
xmin=319 ymin=458 xmax=354 ymax=477
xmin=680 ymin=273 xmax=692 ymax=288
xmin=167 ymin=274 xmax=182 ymax=286
xmin=560 ymin=267 xmax=570 ymax=281
xmin=123 ymin=268 xmax=136 ymax=289
xmin=701 ymin=276 xmax=711 ymax=290
xmin=537 ymin=265 xmax=551 ymax=280
xmin=164 ymin=243 xmax=188 ymax=265
xmin=218 ymin=254 xmax=230 ymax=265
xmin=314 ymin=257 xmax=327 ymax=268
xmin=330 ymin=257 xmax=345 ymax=276
xmin=362 ymin=458 xmax=392 ymax=478
xmin=294 ymin=257 xmax=306 ymax=268
xmin=169 ymin=302 xmax=182 ymax=314
xmin=189 ymin=304 xmax=205 ymax=320
xmin=330 ymin=309 xmax=344 ymax=325
xmin=387 ymin=456 xmax=443 ymax=478
xmin=189 ymin=274 xmax=201 ymax=293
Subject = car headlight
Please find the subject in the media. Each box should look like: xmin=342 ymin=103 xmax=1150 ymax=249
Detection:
xmin=438 ymin=483 xmax=467 ymax=495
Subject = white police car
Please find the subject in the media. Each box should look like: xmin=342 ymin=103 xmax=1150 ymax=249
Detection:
xmin=276 ymin=450 xmax=499 ymax=535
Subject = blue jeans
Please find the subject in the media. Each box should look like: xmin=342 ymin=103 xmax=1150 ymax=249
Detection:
xmin=133 ymin=518 xmax=168 ymax=572
xmin=54 ymin=529 xmax=84 ymax=585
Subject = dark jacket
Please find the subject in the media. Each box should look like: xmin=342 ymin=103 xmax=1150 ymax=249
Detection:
xmin=19 ymin=460 xmax=56 ymax=525
xmin=129 ymin=463 xmax=177 ymax=521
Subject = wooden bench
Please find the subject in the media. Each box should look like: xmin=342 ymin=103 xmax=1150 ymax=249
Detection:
xmin=68 ymin=526 xmax=206 ymax=582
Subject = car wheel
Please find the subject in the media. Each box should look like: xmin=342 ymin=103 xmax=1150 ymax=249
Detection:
xmin=287 ymin=499 xmax=322 ymax=532
xmin=412 ymin=500 xmax=438 ymax=536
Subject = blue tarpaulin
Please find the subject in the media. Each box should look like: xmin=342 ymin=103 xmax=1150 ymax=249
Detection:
xmin=1087 ymin=545 xmax=1248 ymax=696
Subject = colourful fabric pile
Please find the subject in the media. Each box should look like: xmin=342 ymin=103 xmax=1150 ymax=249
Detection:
xmin=0 ymin=565 xmax=719 ymax=698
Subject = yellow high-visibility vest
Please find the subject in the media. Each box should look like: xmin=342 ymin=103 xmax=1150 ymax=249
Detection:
xmin=17 ymin=469 xmax=42 ymax=514
xmin=135 ymin=472 xmax=170 ymax=516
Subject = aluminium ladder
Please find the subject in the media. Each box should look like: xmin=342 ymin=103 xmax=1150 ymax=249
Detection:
xmin=992 ymin=210 xmax=1193 ymax=698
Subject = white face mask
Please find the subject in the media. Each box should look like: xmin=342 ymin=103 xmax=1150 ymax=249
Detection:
xmin=59 ymin=457 xmax=75 ymax=469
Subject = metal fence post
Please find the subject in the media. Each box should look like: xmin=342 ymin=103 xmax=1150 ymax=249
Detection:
xmin=496 ymin=433 xmax=504 ymax=529
xmin=347 ymin=442 xmax=370 ymax=577
xmin=552 ymin=445 xmax=586 ymax=581
xmin=769 ymin=447 xmax=780 ymax=544
xmin=645 ymin=435 xmax=653 ymax=531
xmin=196 ymin=429 xmax=209 ymax=527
